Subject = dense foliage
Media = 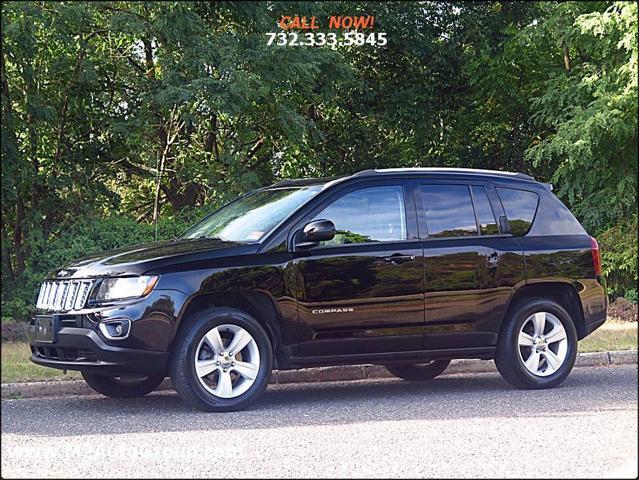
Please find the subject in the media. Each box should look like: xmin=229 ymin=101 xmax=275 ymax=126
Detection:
xmin=2 ymin=1 xmax=637 ymax=321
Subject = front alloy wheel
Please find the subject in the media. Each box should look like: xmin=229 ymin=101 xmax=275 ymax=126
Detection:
xmin=82 ymin=372 xmax=165 ymax=398
xmin=384 ymin=360 xmax=450 ymax=381
xmin=170 ymin=307 xmax=273 ymax=412
xmin=194 ymin=324 xmax=260 ymax=399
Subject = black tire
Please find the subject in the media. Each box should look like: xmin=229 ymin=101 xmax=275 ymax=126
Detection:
xmin=81 ymin=372 xmax=165 ymax=398
xmin=384 ymin=359 xmax=451 ymax=381
xmin=495 ymin=298 xmax=578 ymax=389
xmin=169 ymin=307 xmax=273 ymax=412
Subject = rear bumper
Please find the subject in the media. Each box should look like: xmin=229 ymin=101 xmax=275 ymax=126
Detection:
xmin=579 ymin=277 xmax=608 ymax=338
xmin=28 ymin=326 xmax=168 ymax=375
xmin=583 ymin=315 xmax=607 ymax=337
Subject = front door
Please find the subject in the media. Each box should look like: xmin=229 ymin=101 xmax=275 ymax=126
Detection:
xmin=292 ymin=181 xmax=425 ymax=356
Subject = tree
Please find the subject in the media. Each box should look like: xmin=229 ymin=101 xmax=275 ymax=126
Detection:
xmin=525 ymin=1 xmax=637 ymax=233
xmin=2 ymin=1 xmax=637 ymax=321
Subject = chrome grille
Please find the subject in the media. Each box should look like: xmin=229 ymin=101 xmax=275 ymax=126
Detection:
xmin=36 ymin=280 xmax=94 ymax=311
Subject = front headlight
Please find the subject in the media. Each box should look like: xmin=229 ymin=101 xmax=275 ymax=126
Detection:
xmin=95 ymin=276 xmax=159 ymax=303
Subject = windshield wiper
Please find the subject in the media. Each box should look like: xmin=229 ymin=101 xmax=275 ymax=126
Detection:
xmin=176 ymin=235 xmax=223 ymax=241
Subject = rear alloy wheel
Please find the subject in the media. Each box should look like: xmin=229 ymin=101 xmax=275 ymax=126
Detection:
xmin=495 ymin=298 xmax=577 ymax=389
xmin=82 ymin=372 xmax=165 ymax=398
xmin=170 ymin=308 xmax=273 ymax=412
xmin=517 ymin=312 xmax=568 ymax=377
xmin=384 ymin=359 xmax=451 ymax=381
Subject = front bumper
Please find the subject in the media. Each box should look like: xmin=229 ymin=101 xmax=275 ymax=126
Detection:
xmin=28 ymin=325 xmax=168 ymax=375
xmin=27 ymin=288 xmax=187 ymax=374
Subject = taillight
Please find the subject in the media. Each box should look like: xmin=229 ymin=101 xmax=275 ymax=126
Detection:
xmin=590 ymin=236 xmax=602 ymax=276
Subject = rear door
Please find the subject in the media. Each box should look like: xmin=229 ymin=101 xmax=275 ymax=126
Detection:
xmin=415 ymin=180 xmax=525 ymax=349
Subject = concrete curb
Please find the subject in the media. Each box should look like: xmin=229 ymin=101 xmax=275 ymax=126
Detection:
xmin=2 ymin=350 xmax=636 ymax=400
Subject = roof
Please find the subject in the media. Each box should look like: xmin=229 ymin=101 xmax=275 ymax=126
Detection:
xmin=269 ymin=167 xmax=546 ymax=190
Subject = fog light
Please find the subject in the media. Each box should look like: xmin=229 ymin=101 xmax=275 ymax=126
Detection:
xmin=99 ymin=318 xmax=131 ymax=340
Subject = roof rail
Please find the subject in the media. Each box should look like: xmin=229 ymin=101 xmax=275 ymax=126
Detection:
xmin=352 ymin=169 xmax=376 ymax=177
xmin=352 ymin=167 xmax=536 ymax=181
xmin=269 ymin=176 xmax=340 ymax=188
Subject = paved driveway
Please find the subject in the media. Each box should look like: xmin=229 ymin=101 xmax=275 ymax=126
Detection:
xmin=1 ymin=365 xmax=637 ymax=478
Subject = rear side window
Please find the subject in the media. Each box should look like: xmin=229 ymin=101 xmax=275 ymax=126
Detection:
xmin=497 ymin=187 xmax=539 ymax=235
xmin=420 ymin=185 xmax=477 ymax=237
xmin=471 ymin=186 xmax=498 ymax=235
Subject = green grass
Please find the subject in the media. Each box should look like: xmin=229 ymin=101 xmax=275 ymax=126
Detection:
xmin=1 ymin=320 xmax=636 ymax=384
xmin=1 ymin=343 xmax=81 ymax=384
xmin=578 ymin=320 xmax=638 ymax=353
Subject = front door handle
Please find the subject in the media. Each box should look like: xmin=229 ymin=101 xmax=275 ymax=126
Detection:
xmin=486 ymin=251 xmax=500 ymax=269
xmin=383 ymin=254 xmax=415 ymax=265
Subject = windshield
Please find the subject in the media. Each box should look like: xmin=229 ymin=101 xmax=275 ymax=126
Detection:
xmin=181 ymin=186 xmax=322 ymax=242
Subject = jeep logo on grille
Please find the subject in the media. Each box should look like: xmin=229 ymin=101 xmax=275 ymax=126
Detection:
xmin=311 ymin=307 xmax=354 ymax=314
xmin=56 ymin=269 xmax=75 ymax=278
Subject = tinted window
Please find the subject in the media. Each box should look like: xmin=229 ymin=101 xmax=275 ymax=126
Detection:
xmin=497 ymin=187 xmax=539 ymax=235
xmin=528 ymin=195 xmax=586 ymax=236
xmin=314 ymin=186 xmax=406 ymax=246
xmin=420 ymin=185 xmax=477 ymax=237
xmin=182 ymin=186 xmax=321 ymax=241
xmin=471 ymin=186 xmax=498 ymax=235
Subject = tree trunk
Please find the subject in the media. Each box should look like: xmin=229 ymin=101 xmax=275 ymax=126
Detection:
xmin=152 ymin=150 xmax=165 ymax=241
xmin=13 ymin=198 xmax=25 ymax=277
xmin=1 ymin=220 xmax=15 ymax=283
xmin=562 ymin=41 xmax=572 ymax=72
xmin=1 ymin=51 xmax=25 ymax=278
xmin=204 ymin=113 xmax=220 ymax=161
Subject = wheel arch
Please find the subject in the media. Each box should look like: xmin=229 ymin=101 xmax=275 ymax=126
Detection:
xmin=173 ymin=290 xmax=287 ymax=368
xmin=502 ymin=281 xmax=587 ymax=339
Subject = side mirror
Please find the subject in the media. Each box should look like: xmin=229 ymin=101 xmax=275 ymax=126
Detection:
xmin=295 ymin=219 xmax=336 ymax=250
xmin=498 ymin=215 xmax=511 ymax=235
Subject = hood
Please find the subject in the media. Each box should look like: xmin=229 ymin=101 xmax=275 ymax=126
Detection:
xmin=51 ymin=238 xmax=259 ymax=279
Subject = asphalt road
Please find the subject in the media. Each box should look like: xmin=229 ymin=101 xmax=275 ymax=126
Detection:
xmin=1 ymin=365 xmax=637 ymax=478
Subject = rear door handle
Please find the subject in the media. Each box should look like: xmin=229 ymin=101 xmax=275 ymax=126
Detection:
xmin=487 ymin=252 xmax=500 ymax=269
xmin=383 ymin=254 xmax=415 ymax=265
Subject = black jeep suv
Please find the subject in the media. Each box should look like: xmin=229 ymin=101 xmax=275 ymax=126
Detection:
xmin=29 ymin=168 xmax=607 ymax=411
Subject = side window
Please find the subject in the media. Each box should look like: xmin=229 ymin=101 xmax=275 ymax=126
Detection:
xmin=497 ymin=187 xmax=539 ymax=235
xmin=420 ymin=185 xmax=477 ymax=237
xmin=471 ymin=186 xmax=498 ymax=235
xmin=313 ymin=185 xmax=407 ymax=246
